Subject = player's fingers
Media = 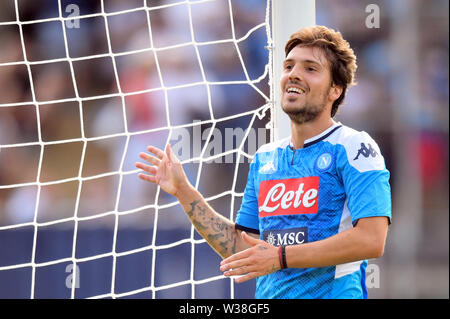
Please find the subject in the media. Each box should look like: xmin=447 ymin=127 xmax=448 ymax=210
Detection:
xmin=147 ymin=145 xmax=165 ymax=160
xmin=166 ymin=144 xmax=179 ymax=164
xmin=222 ymin=262 xmax=254 ymax=277
xmin=220 ymin=249 xmax=251 ymax=266
xmin=165 ymin=144 xmax=172 ymax=164
xmin=138 ymin=173 xmax=157 ymax=184
xmin=241 ymin=231 xmax=261 ymax=246
xmin=233 ymin=272 xmax=258 ymax=284
xmin=220 ymin=257 xmax=250 ymax=273
xmin=139 ymin=152 xmax=160 ymax=166
xmin=136 ymin=162 xmax=157 ymax=175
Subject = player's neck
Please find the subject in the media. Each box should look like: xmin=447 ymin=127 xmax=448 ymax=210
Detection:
xmin=290 ymin=113 xmax=335 ymax=149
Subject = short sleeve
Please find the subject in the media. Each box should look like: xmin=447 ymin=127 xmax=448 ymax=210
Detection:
xmin=337 ymin=132 xmax=392 ymax=225
xmin=235 ymin=157 xmax=260 ymax=234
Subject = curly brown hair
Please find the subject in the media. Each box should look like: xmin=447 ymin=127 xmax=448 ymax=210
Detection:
xmin=285 ymin=26 xmax=357 ymax=117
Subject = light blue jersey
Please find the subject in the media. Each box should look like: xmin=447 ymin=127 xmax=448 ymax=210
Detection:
xmin=235 ymin=122 xmax=391 ymax=299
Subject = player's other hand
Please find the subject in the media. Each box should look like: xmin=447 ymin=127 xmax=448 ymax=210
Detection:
xmin=220 ymin=232 xmax=281 ymax=283
xmin=136 ymin=144 xmax=191 ymax=198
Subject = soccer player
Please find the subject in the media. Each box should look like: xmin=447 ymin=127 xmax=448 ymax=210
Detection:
xmin=136 ymin=26 xmax=391 ymax=299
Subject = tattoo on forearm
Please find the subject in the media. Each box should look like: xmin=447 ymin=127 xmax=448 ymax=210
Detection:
xmin=187 ymin=200 xmax=237 ymax=257
xmin=187 ymin=200 xmax=200 ymax=218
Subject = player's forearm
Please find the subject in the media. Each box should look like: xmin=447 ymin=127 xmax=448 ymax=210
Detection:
xmin=285 ymin=218 xmax=387 ymax=269
xmin=176 ymin=185 xmax=243 ymax=258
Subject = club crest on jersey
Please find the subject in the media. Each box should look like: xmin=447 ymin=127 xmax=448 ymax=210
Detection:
xmin=258 ymin=177 xmax=319 ymax=217
xmin=315 ymin=152 xmax=333 ymax=171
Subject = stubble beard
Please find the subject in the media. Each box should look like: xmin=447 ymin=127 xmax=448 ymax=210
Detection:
xmin=283 ymin=102 xmax=324 ymax=124
xmin=282 ymin=90 xmax=329 ymax=125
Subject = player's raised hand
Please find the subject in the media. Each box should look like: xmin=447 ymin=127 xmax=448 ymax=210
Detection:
xmin=220 ymin=232 xmax=281 ymax=283
xmin=136 ymin=144 xmax=191 ymax=198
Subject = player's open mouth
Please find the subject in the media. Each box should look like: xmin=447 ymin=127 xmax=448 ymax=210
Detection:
xmin=286 ymin=86 xmax=306 ymax=95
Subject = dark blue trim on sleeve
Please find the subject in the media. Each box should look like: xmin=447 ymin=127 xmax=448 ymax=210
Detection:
xmin=352 ymin=216 xmax=391 ymax=227
xmin=235 ymin=224 xmax=260 ymax=235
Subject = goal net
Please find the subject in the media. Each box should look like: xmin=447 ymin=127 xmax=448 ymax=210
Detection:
xmin=0 ymin=0 xmax=274 ymax=298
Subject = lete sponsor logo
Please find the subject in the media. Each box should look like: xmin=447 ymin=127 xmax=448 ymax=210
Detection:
xmin=258 ymin=177 xmax=319 ymax=217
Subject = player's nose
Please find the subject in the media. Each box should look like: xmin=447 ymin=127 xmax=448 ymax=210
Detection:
xmin=288 ymin=64 xmax=304 ymax=82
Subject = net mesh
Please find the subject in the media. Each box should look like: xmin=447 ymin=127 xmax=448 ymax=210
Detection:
xmin=0 ymin=0 xmax=273 ymax=298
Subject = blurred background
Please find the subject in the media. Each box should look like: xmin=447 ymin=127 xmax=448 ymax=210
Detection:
xmin=0 ymin=0 xmax=448 ymax=298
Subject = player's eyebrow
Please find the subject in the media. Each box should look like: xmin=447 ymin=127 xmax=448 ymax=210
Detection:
xmin=283 ymin=58 xmax=324 ymax=68
xmin=303 ymin=59 xmax=322 ymax=66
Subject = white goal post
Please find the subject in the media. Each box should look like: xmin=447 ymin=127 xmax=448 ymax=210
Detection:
xmin=271 ymin=0 xmax=316 ymax=140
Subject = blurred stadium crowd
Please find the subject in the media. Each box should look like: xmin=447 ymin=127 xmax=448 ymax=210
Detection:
xmin=0 ymin=0 xmax=269 ymax=227
xmin=0 ymin=0 xmax=448 ymax=298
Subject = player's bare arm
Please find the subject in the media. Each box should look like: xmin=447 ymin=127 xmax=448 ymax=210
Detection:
xmin=136 ymin=144 xmax=256 ymax=258
xmin=220 ymin=216 xmax=388 ymax=283
xmin=176 ymin=185 xmax=248 ymax=258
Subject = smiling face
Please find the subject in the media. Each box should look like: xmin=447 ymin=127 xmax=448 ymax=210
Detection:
xmin=280 ymin=45 xmax=341 ymax=125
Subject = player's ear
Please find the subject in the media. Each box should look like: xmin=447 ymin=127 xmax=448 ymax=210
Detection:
xmin=329 ymin=84 xmax=343 ymax=102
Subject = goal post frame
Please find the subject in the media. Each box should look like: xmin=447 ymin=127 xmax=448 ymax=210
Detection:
xmin=271 ymin=0 xmax=316 ymax=141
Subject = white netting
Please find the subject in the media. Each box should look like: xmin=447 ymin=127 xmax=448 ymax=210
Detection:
xmin=0 ymin=0 xmax=273 ymax=298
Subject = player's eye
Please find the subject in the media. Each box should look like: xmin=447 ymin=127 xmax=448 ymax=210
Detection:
xmin=284 ymin=64 xmax=293 ymax=71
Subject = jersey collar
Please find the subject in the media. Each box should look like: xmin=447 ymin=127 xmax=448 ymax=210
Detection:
xmin=289 ymin=121 xmax=342 ymax=149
